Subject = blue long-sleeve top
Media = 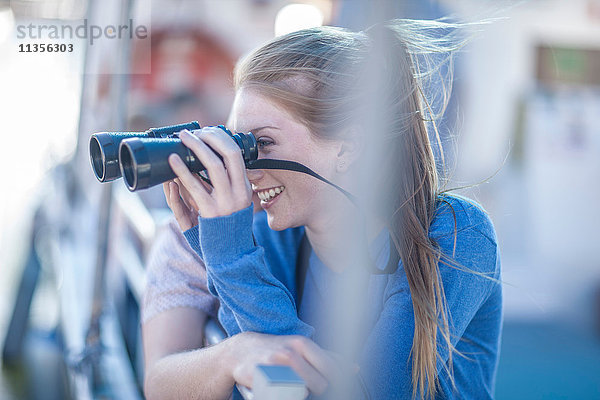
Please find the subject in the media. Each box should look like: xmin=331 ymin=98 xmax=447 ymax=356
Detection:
xmin=183 ymin=194 xmax=502 ymax=399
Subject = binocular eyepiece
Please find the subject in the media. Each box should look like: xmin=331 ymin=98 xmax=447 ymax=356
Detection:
xmin=89 ymin=122 xmax=258 ymax=191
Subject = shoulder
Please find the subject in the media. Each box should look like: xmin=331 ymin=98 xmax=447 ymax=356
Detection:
xmin=430 ymin=193 xmax=500 ymax=278
xmin=147 ymin=218 xmax=204 ymax=272
xmin=431 ymin=193 xmax=497 ymax=247
xmin=379 ymin=194 xmax=502 ymax=312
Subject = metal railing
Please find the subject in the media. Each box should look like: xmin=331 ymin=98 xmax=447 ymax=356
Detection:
xmin=2 ymin=0 xmax=308 ymax=397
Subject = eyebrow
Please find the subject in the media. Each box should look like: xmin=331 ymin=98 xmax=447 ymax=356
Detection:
xmin=247 ymin=126 xmax=280 ymax=134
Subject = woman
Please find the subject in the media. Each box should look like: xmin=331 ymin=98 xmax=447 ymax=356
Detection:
xmin=143 ymin=20 xmax=502 ymax=400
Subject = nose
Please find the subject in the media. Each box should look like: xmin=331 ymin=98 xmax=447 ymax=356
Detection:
xmin=246 ymin=168 xmax=264 ymax=183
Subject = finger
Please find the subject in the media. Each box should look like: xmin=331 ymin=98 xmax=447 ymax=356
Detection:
xmin=195 ymin=127 xmax=248 ymax=192
xmin=196 ymin=171 xmax=214 ymax=193
xmin=198 ymin=177 xmax=213 ymax=194
xmin=290 ymin=337 xmax=341 ymax=382
xmin=168 ymin=153 xmax=211 ymax=204
xmin=170 ymin=181 xmax=192 ymax=215
xmin=180 ymin=130 xmax=231 ymax=197
xmin=169 ymin=182 xmax=194 ymax=229
xmin=175 ymin=178 xmax=200 ymax=211
xmin=163 ymin=182 xmax=172 ymax=209
xmin=286 ymin=352 xmax=328 ymax=395
xmin=232 ymin=366 xmax=253 ymax=390
xmin=174 ymin=182 xmax=200 ymax=229
xmin=168 ymin=182 xmax=187 ymax=225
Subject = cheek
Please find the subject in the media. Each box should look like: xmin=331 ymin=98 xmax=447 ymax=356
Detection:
xmin=267 ymin=188 xmax=317 ymax=231
xmin=262 ymin=144 xmax=337 ymax=226
xmin=268 ymin=171 xmax=324 ymax=222
xmin=283 ymin=172 xmax=321 ymax=201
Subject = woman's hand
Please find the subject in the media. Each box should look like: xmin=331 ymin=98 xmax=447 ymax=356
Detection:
xmin=227 ymin=332 xmax=349 ymax=396
xmin=167 ymin=127 xmax=252 ymax=220
xmin=162 ymin=178 xmax=201 ymax=231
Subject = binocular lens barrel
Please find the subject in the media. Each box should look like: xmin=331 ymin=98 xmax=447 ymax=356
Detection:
xmin=119 ymin=138 xmax=202 ymax=191
xmin=89 ymin=121 xmax=201 ymax=182
xmin=90 ymin=132 xmax=147 ymax=182
xmin=119 ymin=131 xmax=257 ymax=191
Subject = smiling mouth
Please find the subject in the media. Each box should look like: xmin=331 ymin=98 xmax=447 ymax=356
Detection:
xmin=255 ymin=185 xmax=285 ymax=202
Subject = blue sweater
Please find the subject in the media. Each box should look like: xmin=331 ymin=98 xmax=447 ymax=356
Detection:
xmin=183 ymin=194 xmax=502 ymax=399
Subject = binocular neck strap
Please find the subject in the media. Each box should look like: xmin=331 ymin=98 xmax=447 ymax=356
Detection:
xmin=247 ymin=159 xmax=359 ymax=207
xmin=246 ymin=158 xmax=399 ymax=275
xmin=216 ymin=125 xmax=359 ymax=205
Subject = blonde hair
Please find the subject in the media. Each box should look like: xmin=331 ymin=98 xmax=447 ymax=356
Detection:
xmin=234 ymin=20 xmax=468 ymax=399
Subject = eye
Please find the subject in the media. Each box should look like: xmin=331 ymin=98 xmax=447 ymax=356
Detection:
xmin=257 ymin=138 xmax=274 ymax=149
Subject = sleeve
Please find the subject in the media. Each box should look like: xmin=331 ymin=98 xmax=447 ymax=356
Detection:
xmin=187 ymin=203 xmax=314 ymax=338
xmin=141 ymin=219 xmax=219 ymax=324
xmin=180 ymin=198 xmax=500 ymax=399
xmin=355 ymin=218 xmax=500 ymax=399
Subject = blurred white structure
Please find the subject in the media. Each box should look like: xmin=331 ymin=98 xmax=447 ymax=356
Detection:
xmin=444 ymin=0 xmax=600 ymax=325
xmin=275 ymin=3 xmax=324 ymax=36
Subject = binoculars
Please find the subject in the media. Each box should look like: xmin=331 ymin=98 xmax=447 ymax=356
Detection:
xmin=89 ymin=121 xmax=258 ymax=191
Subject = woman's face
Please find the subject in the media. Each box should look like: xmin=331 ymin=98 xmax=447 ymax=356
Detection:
xmin=229 ymin=86 xmax=344 ymax=231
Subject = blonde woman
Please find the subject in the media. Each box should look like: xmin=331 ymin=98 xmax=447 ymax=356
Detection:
xmin=143 ymin=20 xmax=502 ymax=400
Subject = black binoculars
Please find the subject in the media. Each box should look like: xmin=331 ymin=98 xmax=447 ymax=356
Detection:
xmin=89 ymin=121 xmax=258 ymax=191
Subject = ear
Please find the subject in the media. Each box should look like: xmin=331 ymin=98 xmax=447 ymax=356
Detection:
xmin=335 ymin=129 xmax=362 ymax=173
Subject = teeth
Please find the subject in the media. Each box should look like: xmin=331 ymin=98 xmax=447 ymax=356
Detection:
xmin=256 ymin=186 xmax=285 ymax=202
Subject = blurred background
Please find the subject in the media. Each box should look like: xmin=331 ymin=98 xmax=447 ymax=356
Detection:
xmin=0 ymin=0 xmax=599 ymax=399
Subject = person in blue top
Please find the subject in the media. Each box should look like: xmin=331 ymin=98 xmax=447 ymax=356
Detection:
xmin=142 ymin=20 xmax=502 ymax=400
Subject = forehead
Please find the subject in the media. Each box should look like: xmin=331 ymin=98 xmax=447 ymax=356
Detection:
xmin=229 ymin=86 xmax=298 ymax=132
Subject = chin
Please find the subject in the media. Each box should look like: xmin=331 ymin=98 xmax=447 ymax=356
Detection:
xmin=266 ymin=212 xmax=288 ymax=231
xmin=266 ymin=211 xmax=303 ymax=231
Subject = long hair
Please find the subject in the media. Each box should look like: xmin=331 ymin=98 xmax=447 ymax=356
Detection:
xmin=234 ymin=20 xmax=467 ymax=399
